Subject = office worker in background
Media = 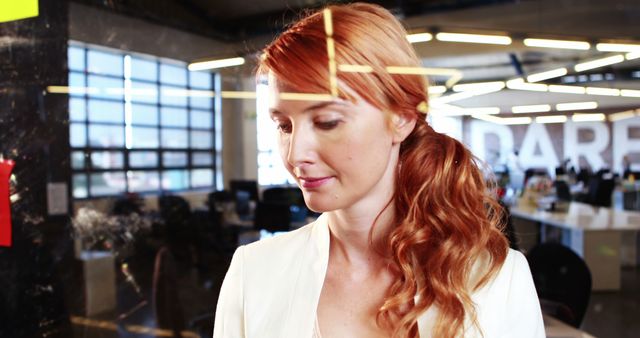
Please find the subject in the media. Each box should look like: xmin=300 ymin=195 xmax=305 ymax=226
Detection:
xmin=214 ymin=3 xmax=544 ymax=337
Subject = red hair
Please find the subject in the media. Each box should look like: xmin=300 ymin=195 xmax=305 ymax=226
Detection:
xmin=258 ymin=3 xmax=508 ymax=337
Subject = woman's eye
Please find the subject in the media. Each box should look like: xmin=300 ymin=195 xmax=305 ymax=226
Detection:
xmin=276 ymin=122 xmax=292 ymax=133
xmin=315 ymin=120 xmax=340 ymax=130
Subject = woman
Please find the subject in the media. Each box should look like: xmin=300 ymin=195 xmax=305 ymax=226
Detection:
xmin=214 ymin=3 xmax=544 ymax=337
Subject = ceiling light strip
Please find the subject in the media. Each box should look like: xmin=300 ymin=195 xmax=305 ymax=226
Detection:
xmin=536 ymin=115 xmax=567 ymax=124
xmin=574 ymin=55 xmax=625 ymax=72
xmin=556 ymin=101 xmax=598 ymax=111
xmin=512 ymin=104 xmax=551 ymax=114
xmin=572 ymin=113 xmax=605 ymax=122
xmin=435 ymin=32 xmax=512 ymax=45
xmin=526 ymin=68 xmax=568 ymax=83
xmin=188 ymin=57 xmax=245 ymax=71
xmin=596 ymin=43 xmax=640 ymax=52
xmin=524 ymin=38 xmax=590 ymax=50
xmin=407 ymin=33 xmax=433 ymax=43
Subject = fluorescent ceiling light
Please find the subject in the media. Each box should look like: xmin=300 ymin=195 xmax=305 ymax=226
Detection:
xmin=524 ymin=38 xmax=590 ymax=50
xmin=556 ymin=101 xmax=598 ymax=111
xmin=608 ymin=110 xmax=638 ymax=122
xmin=536 ymin=115 xmax=567 ymax=124
xmin=548 ymin=85 xmax=586 ymax=94
xmin=471 ymin=114 xmax=532 ymax=125
xmin=574 ymin=55 xmax=625 ymax=72
xmin=627 ymin=52 xmax=640 ymax=60
xmin=596 ymin=43 xmax=640 ymax=52
xmin=572 ymin=113 xmax=605 ymax=122
xmin=621 ymin=89 xmax=640 ymax=97
xmin=452 ymin=81 xmax=505 ymax=92
xmin=526 ymin=68 xmax=568 ymax=83
xmin=585 ymin=87 xmax=620 ymax=96
xmin=407 ymin=33 xmax=433 ymax=43
xmin=464 ymin=107 xmax=501 ymax=115
xmin=428 ymin=85 xmax=447 ymax=95
xmin=506 ymin=78 xmax=548 ymax=92
xmin=188 ymin=57 xmax=245 ymax=71
xmin=512 ymin=104 xmax=551 ymax=114
xmin=435 ymin=32 xmax=512 ymax=45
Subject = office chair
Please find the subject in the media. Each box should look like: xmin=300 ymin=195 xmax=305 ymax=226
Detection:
xmin=262 ymin=187 xmax=308 ymax=222
xmin=527 ymin=242 xmax=592 ymax=328
xmin=254 ymin=201 xmax=291 ymax=233
xmin=554 ymin=180 xmax=572 ymax=201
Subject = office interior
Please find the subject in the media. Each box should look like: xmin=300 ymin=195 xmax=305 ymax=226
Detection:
xmin=1 ymin=0 xmax=639 ymax=337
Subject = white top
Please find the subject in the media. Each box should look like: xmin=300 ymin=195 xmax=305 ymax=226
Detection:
xmin=213 ymin=214 xmax=545 ymax=338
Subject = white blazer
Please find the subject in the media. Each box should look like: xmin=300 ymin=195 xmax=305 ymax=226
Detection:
xmin=213 ymin=214 xmax=545 ymax=338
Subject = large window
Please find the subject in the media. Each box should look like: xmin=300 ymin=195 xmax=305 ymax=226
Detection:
xmin=256 ymin=83 xmax=295 ymax=186
xmin=68 ymin=42 xmax=222 ymax=198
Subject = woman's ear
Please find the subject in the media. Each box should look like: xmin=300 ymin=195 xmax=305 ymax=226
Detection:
xmin=391 ymin=113 xmax=416 ymax=144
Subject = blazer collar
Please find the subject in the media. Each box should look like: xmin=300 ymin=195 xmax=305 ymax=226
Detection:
xmin=283 ymin=214 xmax=330 ymax=337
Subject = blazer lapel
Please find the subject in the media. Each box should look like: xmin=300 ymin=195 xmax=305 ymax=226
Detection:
xmin=282 ymin=214 xmax=330 ymax=337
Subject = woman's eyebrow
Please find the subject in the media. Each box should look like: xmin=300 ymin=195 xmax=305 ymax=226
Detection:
xmin=269 ymin=100 xmax=348 ymax=117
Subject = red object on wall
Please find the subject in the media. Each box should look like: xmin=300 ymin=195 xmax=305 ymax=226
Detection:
xmin=0 ymin=159 xmax=15 ymax=247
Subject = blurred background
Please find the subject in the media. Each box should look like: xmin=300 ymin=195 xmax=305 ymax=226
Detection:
xmin=1 ymin=0 xmax=639 ymax=337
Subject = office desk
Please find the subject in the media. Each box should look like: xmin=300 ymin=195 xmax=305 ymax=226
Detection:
xmin=544 ymin=314 xmax=597 ymax=338
xmin=511 ymin=201 xmax=640 ymax=290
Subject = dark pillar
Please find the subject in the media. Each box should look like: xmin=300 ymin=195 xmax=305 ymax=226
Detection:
xmin=0 ymin=1 xmax=74 ymax=337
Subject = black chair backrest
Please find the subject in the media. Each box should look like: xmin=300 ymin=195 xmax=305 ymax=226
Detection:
xmin=152 ymin=247 xmax=186 ymax=335
xmin=159 ymin=195 xmax=191 ymax=226
xmin=554 ymin=180 xmax=572 ymax=201
xmin=230 ymin=180 xmax=258 ymax=201
xmin=587 ymin=174 xmax=615 ymax=207
xmin=254 ymin=201 xmax=291 ymax=233
xmin=527 ymin=242 xmax=592 ymax=327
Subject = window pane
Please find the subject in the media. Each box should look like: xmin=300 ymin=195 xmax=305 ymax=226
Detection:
xmin=190 ymin=110 xmax=212 ymax=129
xmin=131 ymin=57 xmax=157 ymax=82
xmin=131 ymin=104 xmax=158 ymax=126
xmin=69 ymin=72 xmax=85 ymax=89
xmin=127 ymin=170 xmax=160 ymax=192
xmin=190 ymin=95 xmax=212 ymax=109
xmin=160 ymin=63 xmax=187 ymax=86
xmin=160 ymin=107 xmax=188 ymax=127
xmin=88 ymin=100 xmax=124 ymax=123
xmin=131 ymin=127 xmax=159 ymax=148
xmin=163 ymin=151 xmax=187 ymax=167
xmin=129 ymin=151 xmax=158 ymax=168
xmin=68 ymin=46 xmax=85 ymax=72
xmin=88 ymin=75 xmax=124 ymax=101
xmin=73 ymin=174 xmax=88 ymax=199
xmin=160 ymin=85 xmax=188 ymax=107
xmin=87 ymin=49 xmax=123 ymax=76
xmin=191 ymin=169 xmax=213 ymax=188
xmin=192 ymin=152 xmax=212 ymax=166
xmin=162 ymin=170 xmax=189 ymax=190
xmin=191 ymin=130 xmax=212 ymax=149
xmin=91 ymin=151 xmax=124 ymax=169
xmin=189 ymin=71 xmax=211 ymax=89
xmin=72 ymin=151 xmax=85 ymax=170
xmin=69 ymin=97 xmax=86 ymax=121
xmin=161 ymin=129 xmax=188 ymax=148
xmin=88 ymin=125 xmax=124 ymax=147
xmin=131 ymin=81 xmax=158 ymax=104
xmin=70 ymin=123 xmax=86 ymax=147
xmin=90 ymin=172 xmax=126 ymax=196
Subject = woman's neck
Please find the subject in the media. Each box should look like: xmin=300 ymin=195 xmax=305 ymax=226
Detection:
xmin=326 ymin=199 xmax=395 ymax=269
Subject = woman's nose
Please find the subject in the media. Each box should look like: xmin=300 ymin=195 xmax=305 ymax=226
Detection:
xmin=286 ymin=125 xmax=315 ymax=167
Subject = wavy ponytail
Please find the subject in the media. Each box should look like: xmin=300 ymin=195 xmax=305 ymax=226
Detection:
xmin=377 ymin=115 xmax=508 ymax=337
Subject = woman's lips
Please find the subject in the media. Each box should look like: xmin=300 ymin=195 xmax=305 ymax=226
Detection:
xmin=299 ymin=176 xmax=332 ymax=189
